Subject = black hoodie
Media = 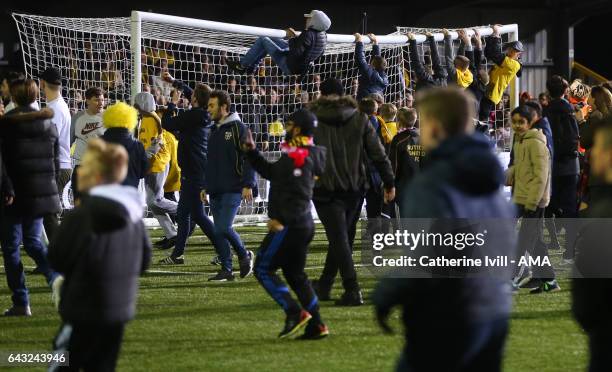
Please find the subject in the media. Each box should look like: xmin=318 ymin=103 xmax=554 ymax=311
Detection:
xmin=309 ymin=95 xmax=394 ymax=194
xmin=543 ymin=98 xmax=580 ymax=176
xmin=102 ymin=127 xmax=149 ymax=188
xmin=374 ymin=134 xmax=516 ymax=325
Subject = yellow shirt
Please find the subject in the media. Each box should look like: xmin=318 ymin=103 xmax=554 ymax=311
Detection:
xmin=163 ymin=131 xmax=181 ymax=193
xmin=456 ymin=69 xmax=474 ymax=89
xmin=379 ymin=118 xmax=398 ymax=144
xmin=486 ymin=56 xmax=521 ymax=104
xmin=138 ymin=114 xmax=170 ymax=174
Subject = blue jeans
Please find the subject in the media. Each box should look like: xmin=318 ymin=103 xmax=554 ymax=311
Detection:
xmin=1 ymin=216 xmax=58 ymax=306
xmin=171 ymin=179 xmax=217 ymax=258
xmin=210 ymin=193 xmax=247 ymax=272
xmin=240 ymin=37 xmax=291 ymax=75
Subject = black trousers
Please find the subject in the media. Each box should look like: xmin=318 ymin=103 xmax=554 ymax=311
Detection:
xmin=51 ymin=322 xmax=125 ymax=372
xmin=515 ymin=205 xmax=555 ymax=280
xmin=478 ymin=97 xmax=496 ymax=122
xmin=314 ymin=191 xmax=363 ymax=292
xmin=43 ymin=168 xmax=72 ymax=242
xmin=254 ymin=220 xmax=319 ymax=316
xmin=550 ymin=174 xmax=579 ymax=259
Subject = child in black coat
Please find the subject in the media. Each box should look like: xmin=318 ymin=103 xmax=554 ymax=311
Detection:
xmin=243 ymin=109 xmax=329 ymax=339
xmin=48 ymin=139 xmax=151 ymax=371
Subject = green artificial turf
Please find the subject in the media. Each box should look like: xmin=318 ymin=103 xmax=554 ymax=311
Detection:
xmin=0 ymin=224 xmax=588 ymax=371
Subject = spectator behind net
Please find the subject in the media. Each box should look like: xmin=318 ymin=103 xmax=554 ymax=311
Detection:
xmin=227 ymin=10 xmax=330 ymax=76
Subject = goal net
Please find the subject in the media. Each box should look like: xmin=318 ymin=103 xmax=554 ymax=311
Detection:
xmin=12 ymin=12 xmax=518 ymax=222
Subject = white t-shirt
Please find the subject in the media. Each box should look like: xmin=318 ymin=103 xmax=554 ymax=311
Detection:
xmin=73 ymin=111 xmax=105 ymax=165
xmin=46 ymin=96 xmax=72 ymax=169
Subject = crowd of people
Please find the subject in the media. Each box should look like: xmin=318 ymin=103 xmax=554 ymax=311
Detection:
xmin=0 ymin=9 xmax=611 ymax=372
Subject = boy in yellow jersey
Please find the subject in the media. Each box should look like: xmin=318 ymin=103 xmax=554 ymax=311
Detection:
xmin=379 ymin=103 xmax=398 ymax=147
xmin=478 ymin=24 xmax=524 ymax=122
xmin=134 ymin=92 xmax=179 ymax=250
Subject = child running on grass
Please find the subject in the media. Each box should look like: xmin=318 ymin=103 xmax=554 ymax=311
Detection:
xmin=242 ymin=108 xmax=329 ymax=339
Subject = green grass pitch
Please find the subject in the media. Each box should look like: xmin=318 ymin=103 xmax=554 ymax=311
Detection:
xmin=0 ymin=224 xmax=588 ymax=371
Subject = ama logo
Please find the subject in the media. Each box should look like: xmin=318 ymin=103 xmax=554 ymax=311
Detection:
xmin=518 ymin=256 xmax=551 ymax=267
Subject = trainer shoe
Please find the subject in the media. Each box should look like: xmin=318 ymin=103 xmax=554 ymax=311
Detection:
xmin=210 ymin=255 xmax=234 ymax=266
xmin=210 ymin=255 xmax=222 ymax=266
xmin=158 ymin=255 xmax=185 ymax=265
xmin=279 ymin=310 xmax=312 ymax=339
xmin=51 ymin=275 xmax=64 ymax=310
xmin=529 ymin=280 xmax=561 ymax=294
xmin=208 ymin=270 xmax=235 ymax=282
xmin=298 ymin=319 xmax=329 ymax=340
xmin=158 ymin=236 xmax=177 ymax=250
xmin=335 ymin=290 xmax=364 ymax=306
xmin=520 ymin=278 xmax=543 ymax=290
xmin=227 ymin=60 xmax=247 ymax=74
xmin=239 ymin=250 xmax=254 ymax=278
xmin=512 ymin=269 xmax=533 ymax=288
xmin=154 ymin=237 xmax=170 ymax=248
xmin=4 ymin=305 xmax=32 ymax=317
xmin=311 ymin=279 xmax=332 ymax=301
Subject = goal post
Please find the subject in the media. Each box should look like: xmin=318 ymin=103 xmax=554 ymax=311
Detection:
xmin=12 ymin=11 xmax=518 ymax=221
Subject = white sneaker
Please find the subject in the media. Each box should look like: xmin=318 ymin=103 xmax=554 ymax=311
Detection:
xmin=51 ymin=275 xmax=64 ymax=310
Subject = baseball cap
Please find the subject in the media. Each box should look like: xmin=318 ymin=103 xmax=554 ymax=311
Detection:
xmin=39 ymin=67 xmax=62 ymax=85
xmin=287 ymin=109 xmax=318 ymax=136
xmin=505 ymin=40 xmax=524 ymax=53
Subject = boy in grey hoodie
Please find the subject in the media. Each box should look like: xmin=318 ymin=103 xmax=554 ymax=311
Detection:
xmin=227 ymin=10 xmax=330 ymax=76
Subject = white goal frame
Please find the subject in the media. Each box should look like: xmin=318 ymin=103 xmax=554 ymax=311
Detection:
xmin=130 ymin=11 xmax=519 ymax=106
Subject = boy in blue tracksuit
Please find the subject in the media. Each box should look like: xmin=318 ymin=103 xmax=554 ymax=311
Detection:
xmin=243 ymin=109 xmax=329 ymax=339
xmin=205 ymin=90 xmax=256 ymax=281
xmin=354 ymin=33 xmax=389 ymax=100
xmin=159 ymin=82 xmax=218 ymax=265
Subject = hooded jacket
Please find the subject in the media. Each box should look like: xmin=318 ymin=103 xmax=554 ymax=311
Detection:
xmin=102 ymin=127 xmax=149 ymax=188
xmin=509 ymin=116 xmax=554 ymax=166
xmin=138 ymin=113 xmax=172 ymax=174
xmin=485 ymin=35 xmax=522 ymax=105
xmin=355 ymin=42 xmax=389 ymax=99
xmin=206 ymin=112 xmax=256 ymax=195
xmin=48 ymin=184 xmax=151 ymax=325
xmin=389 ymin=128 xmax=423 ymax=195
xmin=507 ymin=129 xmax=551 ymax=211
xmin=287 ymin=23 xmax=327 ymax=75
xmin=544 ymin=98 xmax=580 ymax=176
xmin=163 ymin=131 xmax=181 ymax=193
xmin=162 ymin=104 xmax=211 ymax=185
xmin=309 ymin=95 xmax=394 ymax=193
xmin=376 ymin=134 xmax=516 ymax=326
xmin=246 ymin=145 xmax=326 ymax=226
xmin=409 ymin=37 xmax=448 ymax=91
xmin=0 ymin=107 xmax=61 ymax=218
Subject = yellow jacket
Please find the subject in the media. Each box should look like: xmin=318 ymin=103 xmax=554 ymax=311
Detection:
xmin=163 ymin=131 xmax=181 ymax=193
xmin=486 ymin=57 xmax=521 ymax=105
xmin=378 ymin=117 xmax=398 ymax=145
xmin=138 ymin=114 xmax=170 ymax=174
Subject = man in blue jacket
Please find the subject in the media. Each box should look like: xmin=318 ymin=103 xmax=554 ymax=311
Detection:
xmin=205 ymin=90 xmax=256 ymax=281
xmin=227 ymin=10 xmax=330 ymax=76
xmin=353 ymin=33 xmax=388 ymax=100
xmin=373 ymin=87 xmax=516 ymax=372
xmin=159 ymin=83 xmax=218 ymax=265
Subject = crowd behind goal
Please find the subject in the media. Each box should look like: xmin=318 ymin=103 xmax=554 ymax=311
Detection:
xmin=1 ymin=9 xmax=612 ymax=372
